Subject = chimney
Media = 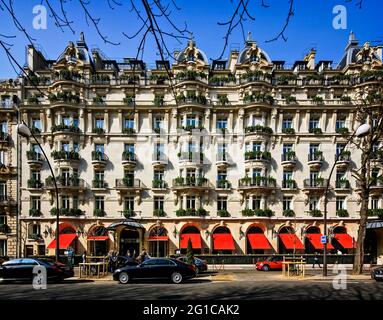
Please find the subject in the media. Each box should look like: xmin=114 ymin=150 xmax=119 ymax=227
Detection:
xmin=229 ymin=50 xmax=239 ymax=73
xmin=304 ymin=48 xmax=316 ymax=70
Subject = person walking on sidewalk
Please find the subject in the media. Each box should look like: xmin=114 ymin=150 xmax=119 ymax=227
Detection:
xmin=312 ymin=252 xmax=321 ymax=268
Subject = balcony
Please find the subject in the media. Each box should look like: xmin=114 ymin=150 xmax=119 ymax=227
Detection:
xmin=244 ymin=125 xmax=273 ymax=137
xmin=281 ymin=179 xmax=298 ymax=190
xmin=281 ymin=152 xmax=297 ymax=169
xmin=370 ymin=178 xmax=383 ymax=195
xmin=303 ymin=178 xmax=328 ymax=193
xmin=152 ymin=179 xmax=167 ymax=190
xmin=45 ymin=175 xmax=86 ymax=191
xmin=26 ymin=151 xmax=43 ymax=167
xmin=27 ymin=179 xmax=43 ymax=190
xmin=178 ymin=152 xmax=203 ymax=166
xmin=238 ymin=176 xmax=276 ymax=193
xmin=0 ymin=195 xmax=16 ymax=207
xmin=92 ymin=180 xmax=108 ymax=189
xmin=115 ymin=178 xmax=145 ymax=190
xmin=216 ymin=179 xmax=231 ymax=190
xmin=216 ymin=152 xmax=229 ymax=169
xmin=91 ymin=151 xmax=108 ymax=169
xmin=307 ymin=152 xmax=324 ymax=169
xmin=0 ymin=132 xmax=10 ymax=146
xmin=51 ymin=208 xmax=84 ymax=217
xmin=152 ymin=152 xmax=167 ymax=168
xmin=0 ymin=224 xmax=10 ymax=234
xmin=122 ymin=151 xmax=137 ymax=168
xmin=175 ymin=208 xmax=208 ymax=217
xmin=244 ymin=151 xmax=271 ymax=167
xmin=51 ymin=150 xmax=80 ymax=168
xmin=172 ymin=177 xmax=212 ymax=191
xmin=335 ymin=152 xmax=351 ymax=169
xmin=335 ymin=179 xmax=351 ymax=191
xmin=51 ymin=124 xmax=81 ymax=135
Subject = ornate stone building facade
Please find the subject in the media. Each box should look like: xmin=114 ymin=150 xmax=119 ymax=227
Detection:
xmin=1 ymin=32 xmax=383 ymax=262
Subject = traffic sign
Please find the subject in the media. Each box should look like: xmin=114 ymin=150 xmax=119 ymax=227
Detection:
xmin=320 ymin=235 xmax=327 ymax=244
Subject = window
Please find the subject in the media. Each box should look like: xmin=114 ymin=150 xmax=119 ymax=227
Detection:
xmin=62 ymin=116 xmax=70 ymax=126
xmin=61 ymin=142 xmax=69 ymax=152
xmin=30 ymin=224 xmax=41 ymax=238
xmin=283 ymin=171 xmax=293 ymax=181
xmin=31 ymin=196 xmax=41 ymax=210
xmin=0 ymin=181 xmax=6 ymax=198
xmin=95 ymin=170 xmax=104 ymax=181
xmin=336 ymin=197 xmax=345 ymax=211
xmin=95 ymin=117 xmax=104 ymax=129
xmin=124 ymin=196 xmax=134 ymax=210
xmin=124 ymin=143 xmax=135 ymax=153
xmin=0 ymin=121 xmax=7 ymax=134
xmin=31 ymin=170 xmax=41 ymax=181
xmin=282 ymin=118 xmax=293 ymax=129
xmin=154 ymin=170 xmax=164 ymax=181
xmin=217 ymin=170 xmax=227 ymax=181
xmin=0 ymin=240 xmax=6 ymax=256
xmin=32 ymin=143 xmax=41 ymax=154
xmin=217 ymin=197 xmax=227 ymax=211
xmin=154 ymin=197 xmax=164 ymax=211
xmin=310 ymin=171 xmax=319 ymax=185
xmin=61 ymin=196 xmax=70 ymax=209
xmin=252 ymin=196 xmax=262 ymax=210
xmin=73 ymin=143 xmax=79 ymax=153
xmin=309 ymin=197 xmax=319 ymax=211
xmin=0 ymin=215 xmax=6 ymax=226
xmin=245 ymin=196 xmax=250 ymax=209
xmin=73 ymin=117 xmax=79 ymax=128
xmin=73 ymin=196 xmax=79 ymax=210
xmin=153 ymin=116 xmax=164 ymax=129
xmin=186 ymin=115 xmax=197 ymax=127
xmin=336 ymin=117 xmax=346 ymax=129
xmin=309 ymin=144 xmax=319 ymax=155
xmin=252 ymin=143 xmax=262 ymax=152
xmin=124 ymin=117 xmax=134 ymax=129
xmin=309 ymin=117 xmax=319 ymax=130
xmin=0 ymin=151 xmax=5 ymax=165
xmin=370 ymin=197 xmax=379 ymax=210
xmin=95 ymin=144 xmax=104 ymax=154
xmin=283 ymin=144 xmax=293 ymax=154
xmin=252 ymin=169 xmax=262 ymax=178
xmin=32 ymin=118 xmax=41 ymax=130
xmin=186 ymin=196 xmax=196 ymax=209
xmin=336 ymin=143 xmax=346 ymax=155
xmin=283 ymin=197 xmax=292 ymax=211
xmin=336 ymin=170 xmax=346 ymax=181
xmin=95 ymin=197 xmax=104 ymax=211
xmin=216 ymin=117 xmax=228 ymax=129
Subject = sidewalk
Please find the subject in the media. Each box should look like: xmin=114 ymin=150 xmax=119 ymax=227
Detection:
xmin=207 ymin=263 xmax=363 ymax=271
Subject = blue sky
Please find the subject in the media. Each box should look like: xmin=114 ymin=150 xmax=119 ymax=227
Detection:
xmin=0 ymin=0 xmax=382 ymax=77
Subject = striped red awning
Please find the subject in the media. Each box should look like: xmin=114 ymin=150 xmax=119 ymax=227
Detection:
xmin=87 ymin=236 xmax=109 ymax=241
xmin=306 ymin=234 xmax=334 ymax=250
xmin=247 ymin=233 xmax=272 ymax=249
xmin=212 ymin=233 xmax=235 ymax=250
xmin=148 ymin=236 xmax=169 ymax=241
xmin=279 ymin=233 xmax=304 ymax=250
xmin=180 ymin=234 xmax=202 ymax=249
xmin=47 ymin=233 xmax=77 ymax=249
xmin=333 ymin=233 xmax=355 ymax=249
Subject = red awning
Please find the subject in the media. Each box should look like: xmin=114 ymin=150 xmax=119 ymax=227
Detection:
xmin=247 ymin=233 xmax=272 ymax=249
xmin=47 ymin=233 xmax=77 ymax=249
xmin=180 ymin=234 xmax=202 ymax=249
xmin=87 ymin=236 xmax=109 ymax=241
xmin=306 ymin=234 xmax=334 ymax=250
xmin=279 ymin=233 xmax=304 ymax=250
xmin=333 ymin=233 xmax=355 ymax=249
xmin=212 ymin=233 xmax=235 ymax=250
xmin=148 ymin=236 xmax=169 ymax=241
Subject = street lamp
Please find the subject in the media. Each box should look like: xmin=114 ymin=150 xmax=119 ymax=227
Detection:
xmin=17 ymin=121 xmax=61 ymax=263
xmin=323 ymin=123 xmax=371 ymax=276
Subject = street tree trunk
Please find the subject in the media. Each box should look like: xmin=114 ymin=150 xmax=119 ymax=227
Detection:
xmin=353 ymin=190 xmax=369 ymax=274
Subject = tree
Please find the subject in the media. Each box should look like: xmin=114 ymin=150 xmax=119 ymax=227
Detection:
xmin=352 ymin=93 xmax=383 ymax=274
xmin=186 ymin=238 xmax=194 ymax=265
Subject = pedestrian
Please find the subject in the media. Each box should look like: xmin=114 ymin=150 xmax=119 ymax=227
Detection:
xmin=81 ymin=250 xmax=87 ymax=275
xmin=336 ymin=249 xmax=343 ymax=265
xmin=312 ymin=252 xmax=321 ymax=268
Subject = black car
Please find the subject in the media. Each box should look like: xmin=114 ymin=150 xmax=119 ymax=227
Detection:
xmin=371 ymin=266 xmax=383 ymax=281
xmin=0 ymin=258 xmax=74 ymax=283
xmin=177 ymin=257 xmax=208 ymax=273
xmin=113 ymin=258 xmax=196 ymax=284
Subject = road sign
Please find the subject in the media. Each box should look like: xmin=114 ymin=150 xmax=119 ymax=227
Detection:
xmin=321 ymin=235 xmax=327 ymax=244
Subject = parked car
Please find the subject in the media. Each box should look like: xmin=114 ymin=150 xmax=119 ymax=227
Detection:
xmin=113 ymin=258 xmax=196 ymax=284
xmin=0 ymin=258 xmax=74 ymax=283
xmin=371 ymin=266 xmax=383 ymax=281
xmin=255 ymin=256 xmax=284 ymax=271
xmin=176 ymin=256 xmax=208 ymax=273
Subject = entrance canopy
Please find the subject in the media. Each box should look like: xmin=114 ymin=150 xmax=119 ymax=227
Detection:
xmin=180 ymin=234 xmax=201 ymax=249
xmin=212 ymin=233 xmax=235 ymax=250
xmin=279 ymin=233 xmax=304 ymax=250
xmin=47 ymin=234 xmax=77 ymax=249
xmin=247 ymin=233 xmax=272 ymax=249
xmin=333 ymin=233 xmax=355 ymax=249
xmin=306 ymin=234 xmax=334 ymax=250
xmin=367 ymin=220 xmax=383 ymax=229
xmin=107 ymin=219 xmax=145 ymax=230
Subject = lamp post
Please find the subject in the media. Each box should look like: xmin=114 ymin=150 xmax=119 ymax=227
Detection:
xmin=323 ymin=123 xmax=370 ymax=276
xmin=17 ymin=121 xmax=61 ymax=263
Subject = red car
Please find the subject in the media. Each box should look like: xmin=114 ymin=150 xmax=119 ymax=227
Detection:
xmin=255 ymin=256 xmax=283 ymax=271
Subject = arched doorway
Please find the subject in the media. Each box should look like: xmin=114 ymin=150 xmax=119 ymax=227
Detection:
xmin=304 ymin=226 xmax=321 ymax=254
xmin=87 ymin=225 xmax=109 ymax=256
xmin=47 ymin=223 xmax=77 ymax=254
xmin=331 ymin=226 xmax=354 ymax=254
xmin=212 ymin=226 xmax=235 ymax=254
xmin=278 ymin=226 xmax=304 ymax=254
xmin=246 ymin=225 xmax=271 ymax=254
xmin=148 ymin=226 xmax=169 ymax=257
xmin=180 ymin=225 xmax=202 ymax=254
xmin=120 ymin=229 xmax=140 ymax=258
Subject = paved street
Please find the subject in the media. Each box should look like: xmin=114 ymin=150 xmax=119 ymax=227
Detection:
xmin=0 ymin=271 xmax=382 ymax=300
